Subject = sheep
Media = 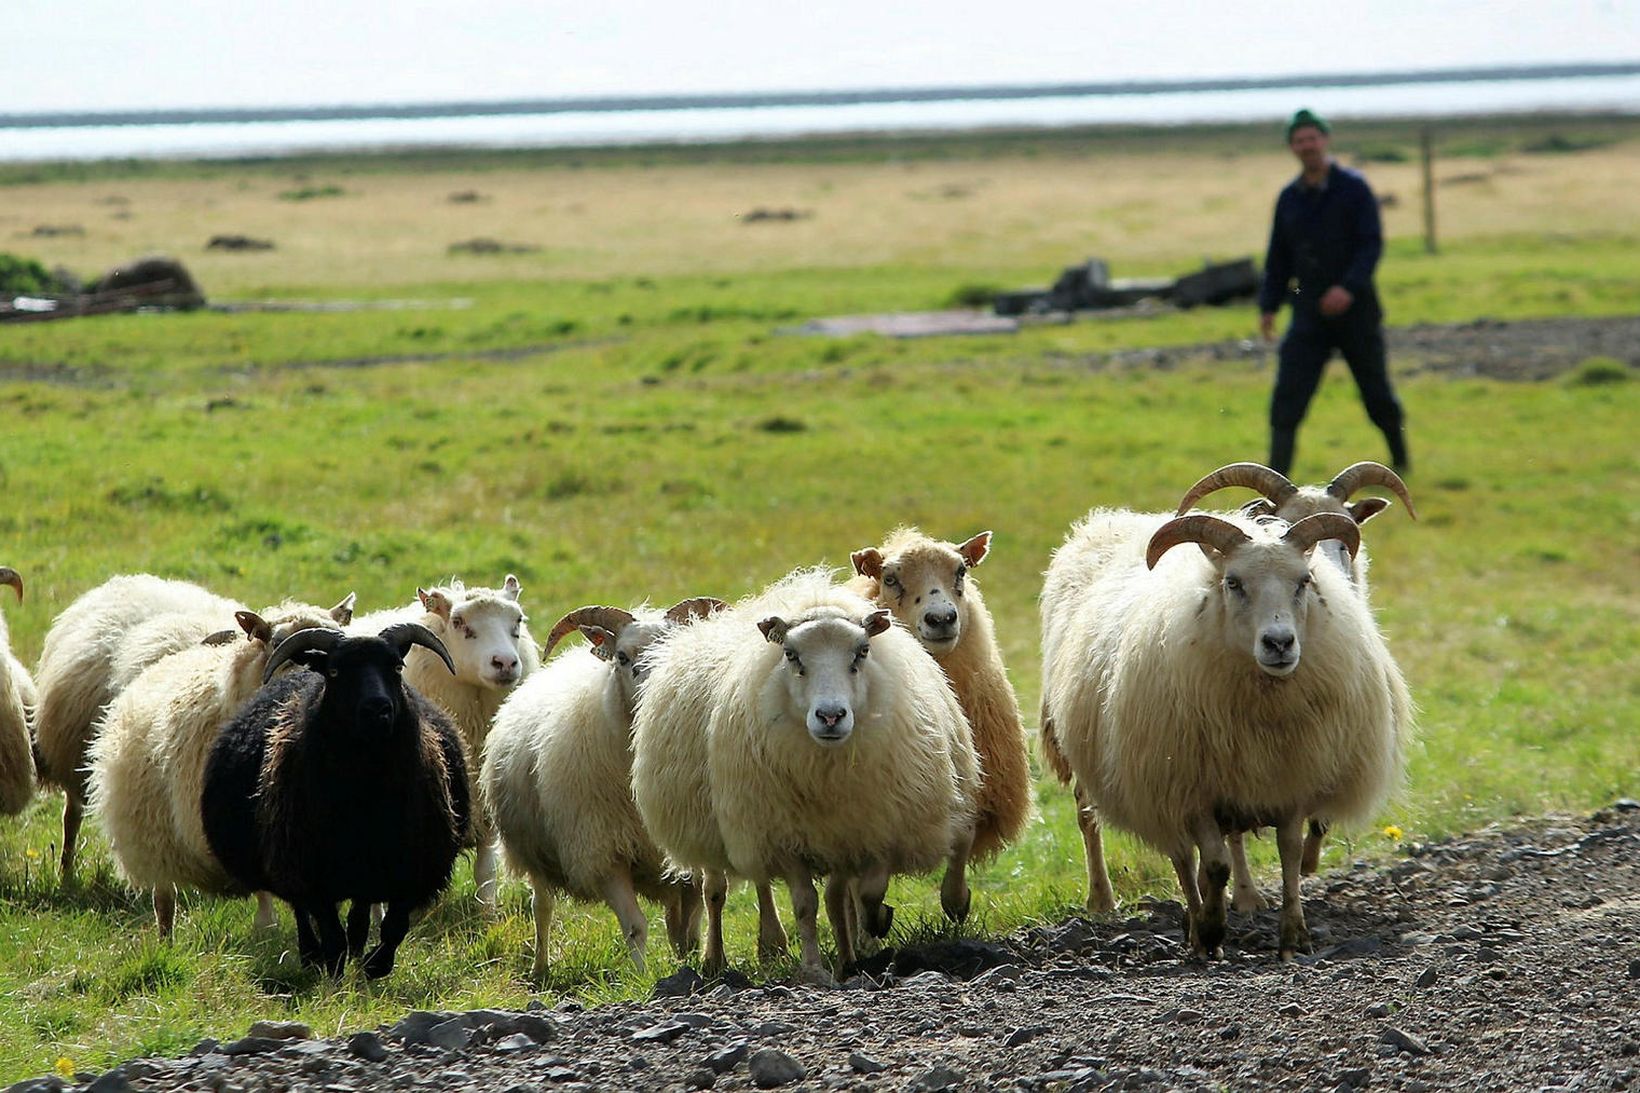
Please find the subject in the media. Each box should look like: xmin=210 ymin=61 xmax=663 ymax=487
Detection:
xmin=848 ymin=528 xmax=1033 ymax=923
xmin=481 ymin=596 xmax=725 ymax=978
xmin=31 ymin=573 xmax=355 ymax=881
xmin=351 ymin=575 xmax=537 ymax=907
xmin=86 ymin=602 xmax=350 ymax=936
xmin=632 ymin=570 xmax=979 ymax=981
xmin=1175 ymin=461 xmax=1417 ymax=891
xmin=1041 ymin=508 xmax=1411 ymax=958
xmin=201 ymin=624 xmax=468 ymax=978
xmin=1 ymin=567 xmax=35 ymax=817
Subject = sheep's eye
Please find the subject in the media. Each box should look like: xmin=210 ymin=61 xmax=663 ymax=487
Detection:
xmin=616 ymin=652 xmax=631 ymax=667
xmin=1298 ymin=575 xmax=1313 ymax=592
xmin=851 ymin=645 xmax=869 ymax=672
xmin=511 ymin=627 xmax=521 ymax=639
xmin=883 ymin=573 xmax=901 ymax=589
xmin=395 ymin=662 xmax=404 ymax=673
xmin=327 ymin=668 xmax=339 ymax=678
xmin=1226 ymin=576 xmax=1243 ymax=593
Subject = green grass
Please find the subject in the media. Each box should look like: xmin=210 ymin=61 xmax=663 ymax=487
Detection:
xmin=0 ymin=124 xmax=1636 ymax=1081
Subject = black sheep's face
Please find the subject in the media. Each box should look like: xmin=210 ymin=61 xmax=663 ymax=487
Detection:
xmin=295 ymin=638 xmax=409 ymax=737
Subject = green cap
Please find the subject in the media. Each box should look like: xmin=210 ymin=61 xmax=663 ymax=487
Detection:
xmin=1285 ymin=108 xmax=1331 ymax=141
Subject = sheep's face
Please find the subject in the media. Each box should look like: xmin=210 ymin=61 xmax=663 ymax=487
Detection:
xmin=852 ymin=531 xmax=989 ymax=653
xmin=423 ymin=581 xmax=528 ymax=690
xmin=582 ymin=617 xmax=671 ymax=712
xmin=759 ymin=610 xmax=892 ymax=746
xmin=1267 ymin=489 xmax=1386 ymax=583
xmin=1215 ymin=540 xmax=1320 ymax=679
xmin=297 ymin=638 xmax=411 ymax=738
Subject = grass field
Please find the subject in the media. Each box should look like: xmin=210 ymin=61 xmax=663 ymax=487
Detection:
xmin=0 ymin=116 xmax=1636 ymax=1081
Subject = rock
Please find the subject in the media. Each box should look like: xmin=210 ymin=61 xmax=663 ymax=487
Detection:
xmin=1278 ymin=1002 xmax=1303 ymax=1017
xmin=911 ymin=1065 xmax=964 ymax=1091
xmin=747 ymin=1047 xmax=806 ymax=1088
xmin=427 ymin=1018 xmax=474 ymax=1051
xmin=393 ymin=1011 xmax=456 ymax=1044
xmin=187 ymin=1039 xmax=219 ymax=1056
xmin=1335 ymin=1066 xmax=1372 ymax=1090
xmin=653 ymin=967 xmax=708 ymax=998
xmin=494 ymin=1033 xmax=538 ymax=1053
xmin=1005 ymin=1026 xmax=1049 ymax=1048
xmin=674 ymin=1013 xmax=716 ymax=1029
xmin=1416 ymin=966 xmax=1439 ymax=988
xmin=1382 ymin=1026 xmax=1430 ymax=1055
xmin=218 ymin=1036 xmax=285 ymax=1055
xmin=88 ymin=255 xmax=206 ymax=308
xmin=687 ymin=1067 xmax=718 ymax=1090
xmin=1612 ymin=798 xmax=1639 ymax=812
xmin=5 ymin=1079 xmax=64 ymax=1093
xmin=1366 ymin=1002 xmax=1392 ymax=1017
xmin=206 ymin=234 xmax=275 ymax=252
xmin=849 ymin=1052 xmax=889 ymax=1074
xmin=1628 ymin=958 xmax=1640 ymax=980
xmin=971 ymin=964 xmax=1024 ymax=987
xmin=246 ymin=1019 xmax=312 ymax=1041
xmin=754 ymin=1020 xmax=797 ymax=1038
xmin=348 ymin=1031 xmax=390 ymax=1062
xmin=85 ymin=1072 xmax=131 ymax=1093
xmin=632 ymin=1021 xmax=690 ymax=1045
xmin=704 ymin=1041 xmax=749 ymax=1074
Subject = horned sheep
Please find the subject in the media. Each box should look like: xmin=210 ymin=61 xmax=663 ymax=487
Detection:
xmin=1040 ymin=508 xmax=1412 ymax=958
xmin=1 ymin=567 xmax=35 ymax=817
xmin=848 ymin=528 xmax=1033 ymax=921
xmin=32 ymin=573 xmax=355 ymax=880
xmin=632 ymin=570 xmax=979 ymax=980
xmin=481 ymin=597 xmax=724 ymax=978
xmin=202 ymin=624 xmax=469 ymax=978
xmin=86 ymin=602 xmax=350 ymax=935
xmin=351 ymin=575 xmax=537 ymax=907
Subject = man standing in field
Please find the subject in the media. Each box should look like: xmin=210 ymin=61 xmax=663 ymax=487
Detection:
xmin=1259 ymin=108 xmax=1410 ymax=475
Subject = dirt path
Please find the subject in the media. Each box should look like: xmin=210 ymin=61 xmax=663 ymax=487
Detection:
xmin=29 ymin=802 xmax=1638 ymax=1092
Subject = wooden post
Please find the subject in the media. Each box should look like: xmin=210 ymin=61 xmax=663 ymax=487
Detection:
xmin=1421 ymin=126 xmax=1437 ymax=255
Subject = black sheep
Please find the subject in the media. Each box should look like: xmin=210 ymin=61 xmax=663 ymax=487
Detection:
xmin=202 ymin=623 xmax=469 ymax=978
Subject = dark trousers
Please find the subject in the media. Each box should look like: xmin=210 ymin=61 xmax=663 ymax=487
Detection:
xmin=1269 ymin=312 xmax=1406 ymax=475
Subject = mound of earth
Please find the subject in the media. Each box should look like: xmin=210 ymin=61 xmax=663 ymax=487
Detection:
xmin=22 ymin=802 xmax=1638 ymax=1092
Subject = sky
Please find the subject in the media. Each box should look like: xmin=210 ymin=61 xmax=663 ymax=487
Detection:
xmin=5 ymin=0 xmax=1638 ymax=114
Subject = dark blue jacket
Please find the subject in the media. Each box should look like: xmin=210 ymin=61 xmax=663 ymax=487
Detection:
xmin=1258 ymin=162 xmax=1383 ymax=325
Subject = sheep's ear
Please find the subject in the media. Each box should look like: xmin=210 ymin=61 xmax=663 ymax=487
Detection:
xmin=329 ymin=592 xmax=356 ymax=626
xmin=861 ymin=609 xmax=893 ymax=638
xmin=758 ymin=616 xmax=790 ymax=645
xmin=579 ymin=625 xmax=616 ymax=660
xmin=1238 ymin=498 xmax=1280 ymax=518
xmin=957 ymin=530 xmax=992 ymax=568
xmin=1348 ymin=498 xmax=1390 ymax=525
xmin=419 ymin=588 xmax=453 ymax=620
xmin=850 ymin=548 xmax=884 ymax=579
xmin=201 ymin=629 xmax=239 ymax=646
xmin=502 ymin=575 xmax=522 ymax=601
xmin=235 ymin=610 xmax=273 ymax=644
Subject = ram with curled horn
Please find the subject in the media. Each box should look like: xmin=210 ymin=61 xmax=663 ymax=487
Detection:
xmin=481 ymin=593 xmax=727 ymax=978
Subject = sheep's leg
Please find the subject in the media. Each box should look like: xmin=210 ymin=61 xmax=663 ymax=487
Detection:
xmin=473 ymin=836 xmax=500 ymax=911
xmin=361 ymin=902 xmax=411 ymax=979
xmin=293 ymin=907 xmax=320 ymax=965
xmin=1300 ymin=819 xmax=1329 ymax=876
xmin=530 ymin=880 xmax=555 ymax=982
xmin=253 ymin=891 xmax=278 ymax=931
xmin=854 ymin=863 xmax=892 ymax=952
xmin=823 ymin=875 xmax=856 ymax=971
xmin=664 ymin=874 xmax=703 ymax=957
xmin=783 ymin=865 xmax=835 ymax=986
xmin=1228 ymin=832 xmax=1272 ymax=912
xmin=600 ymin=870 xmax=649 ymax=973
xmin=1190 ymin=817 xmax=1231 ymax=959
xmin=153 ymin=886 xmax=176 ymax=938
xmin=1074 ymin=780 xmax=1117 ymax=914
xmin=940 ymin=829 xmax=974 ymax=924
xmin=345 ymin=900 xmax=372 ymax=957
xmin=755 ymin=881 xmax=789 ymax=963
xmin=1276 ymin=816 xmax=1312 ymax=960
xmin=702 ymin=871 xmax=728 ymax=978
xmin=60 ymin=792 xmax=84 ymax=884
xmin=1168 ymin=849 xmax=1202 ymax=952
xmin=306 ymin=902 xmax=348 ymax=976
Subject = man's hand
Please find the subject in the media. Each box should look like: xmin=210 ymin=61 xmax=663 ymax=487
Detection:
xmin=1319 ymin=285 xmax=1354 ymax=317
xmin=1259 ymin=312 xmax=1277 ymax=342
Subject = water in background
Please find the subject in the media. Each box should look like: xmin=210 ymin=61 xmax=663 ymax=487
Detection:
xmin=4 ymin=74 xmax=1638 ymax=163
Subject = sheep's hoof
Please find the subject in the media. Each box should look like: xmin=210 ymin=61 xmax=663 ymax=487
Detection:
xmin=940 ymin=889 xmax=971 ymax=924
xmin=1085 ymin=889 xmax=1117 ymax=915
xmin=1192 ymin=914 xmax=1227 ymax=959
xmin=795 ymin=963 xmax=838 ymax=989
xmin=865 ymin=901 xmax=895 ymax=939
xmin=361 ymin=946 xmax=397 ymax=980
xmin=1279 ymin=922 xmax=1312 ymax=960
xmin=1232 ymin=886 xmax=1272 ymax=913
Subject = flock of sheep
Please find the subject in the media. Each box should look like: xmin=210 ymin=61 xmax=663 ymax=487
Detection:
xmin=0 ymin=460 xmax=1415 ymax=981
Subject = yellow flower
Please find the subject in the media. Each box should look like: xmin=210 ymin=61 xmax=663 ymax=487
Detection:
xmin=1381 ymin=825 xmax=1404 ymax=841
xmin=54 ymin=1057 xmax=75 ymax=1078
xmin=25 ymin=848 xmax=40 ymax=860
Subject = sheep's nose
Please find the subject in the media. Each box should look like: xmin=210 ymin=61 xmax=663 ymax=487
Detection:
xmin=1261 ymin=629 xmax=1296 ymax=657
xmin=924 ymin=606 xmax=958 ymax=630
xmin=814 ymin=705 xmax=847 ymax=729
xmin=492 ymin=653 xmax=519 ymax=677
xmin=362 ymin=697 xmax=394 ymax=726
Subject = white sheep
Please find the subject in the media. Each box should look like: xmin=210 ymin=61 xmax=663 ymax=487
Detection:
xmin=632 ymin=570 xmax=979 ymax=981
xmin=1041 ymin=509 xmax=1412 ymax=958
xmin=848 ymin=528 xmax=1033 ymax=923
xmin=1175 ymin=461 xmax=1417 ymax=892
xmin=86 ymin=601 xmax=352 ymax=935
xmin=481 ymin=597 xmax=725 ymax=978
xmin=351 ymin=575 xmax=538 ymax=906
xmin=0 ymin=567 xmax=35 ymax=817
xmin=31 ymin=573 xmax=354 ymax=881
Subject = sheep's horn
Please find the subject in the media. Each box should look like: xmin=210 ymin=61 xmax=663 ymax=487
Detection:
xmin=1326 ymin=462 xmax=1418 ymax=520
xmin=665 ymin=597 xmax=728 ymax=624
xmin=1175 ymin=463 xmax=1299 ymax=516
xmin=0 ymin=567 xmax=20 ymax=603
xmin=380 ymin=622 xmax=455 ymax=677
xmin=1147 ymin=515 xmax=1251 ymax=569
xmin=263 ymin=627 xmax=344 ymax=683
xmin=1283 ymin=513 xmax=1362 ymax=559
xmin=544 ymin=606 xmax=637 ymax=658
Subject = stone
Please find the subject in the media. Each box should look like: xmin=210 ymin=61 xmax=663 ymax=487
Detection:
xmin=188 ymin=1039 xmax=220 ymax=1056
xmin=704 ymin=1042 xmax=749 ymax=1074
xmin=392 ymin=1011 xmax=456 ymax=1044
xmin=427 ymin=1018 xmax=474 ymax=1051
xmin=653 ymin=967 xmax=708 ymax=998
xmin=632 ymin=1021 xmax=690 ymax=1045
xmin=347 ymin=1032 xmax=390 ymax=1063
xmin=247 ymin=1020 xmax=313 ymax=1041
xmin=1416 ymin=966 xmax=1439 ymax=988
xmin=1382 ymin=1027 xmax=1430 ymax=1056
xmin=1005 ymin=1026 xmax=1049 ymax=1048
xmin=218 ymin=1036 xmax=285 ymax=1056
xmin=674 ymin=1012 xmax=715 ymax=1029
xmin=849 ymin=1052 xmax=889 ymax=1074
xmin=1366 ymin=1002 xmax=1392 ymax=1018
xmin=748 ymin=1047 xmax=806 ymax=1088
xmin=911 ymin=1065 xmax=963 ymax=1091
xmin=1336 ymin=1067 xmax=1372 ymax=1090
xmin=687 ymin=1068 xmax=718 ymax=1090
xmin=4 ymin=1079 xmax=64 ymax=1093
xmin=86 ymin=1072 xmax=132 ymax=1093
xmin=1628 ymin=959 xmax=1640 ymax=981
xmin=494 ymin=1033 xmax=538 ymax=1053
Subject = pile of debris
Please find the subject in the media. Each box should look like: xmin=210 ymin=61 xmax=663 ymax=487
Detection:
xmin=993 ymin=256 xmax=1258 ymax=316
xmin=1 ymin=255 xmax=205 ymax=323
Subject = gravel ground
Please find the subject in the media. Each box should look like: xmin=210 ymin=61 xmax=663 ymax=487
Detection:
xmin=15 ymin=801 xmax=1638 ymax=1093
